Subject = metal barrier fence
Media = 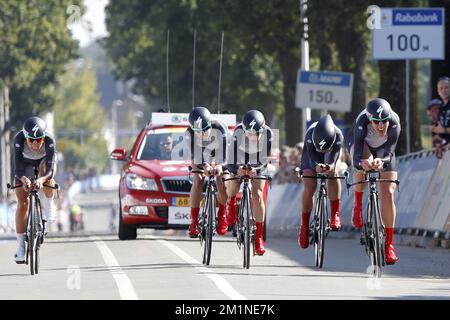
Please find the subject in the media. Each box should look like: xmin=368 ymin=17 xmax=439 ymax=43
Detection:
xmin=266 ymin=149 xmax=450 ymax=237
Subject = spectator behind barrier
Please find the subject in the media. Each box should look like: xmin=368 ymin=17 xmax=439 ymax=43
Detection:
xmin=427 ymin=99 xmax=445 ymax=159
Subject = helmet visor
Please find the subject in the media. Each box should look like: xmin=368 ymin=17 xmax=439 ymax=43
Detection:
xmin=191 ymin=122 xmax=211 ymax=132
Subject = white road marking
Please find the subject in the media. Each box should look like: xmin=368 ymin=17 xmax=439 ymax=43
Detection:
xmin=91 ymin=236 xmax=138 ymax=300
xmin=156 ymin=239 xmax=247 ymax=300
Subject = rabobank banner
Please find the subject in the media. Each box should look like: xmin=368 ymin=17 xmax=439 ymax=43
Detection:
xmin=299 ymin=71 xmax=351 ymax=87
xmin=392 ymin=9 xmax=443 ymax=26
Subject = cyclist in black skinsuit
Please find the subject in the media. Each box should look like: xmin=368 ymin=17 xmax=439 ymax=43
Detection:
xmin=225 ymin=110 xmax=273 ymax=256
xmin=298 ymin=115 xmax=344 ymax=249
xmin=185 ymin=107 xmax=229 ymax=238
xmin=13 ymin=116 xmax=57 ymax=264
xmin=350 ymin=98 xmax=401 ymax=265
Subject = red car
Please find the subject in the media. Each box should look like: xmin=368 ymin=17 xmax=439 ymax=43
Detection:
xmin=110 ymin=112 xmax=237 ymax=240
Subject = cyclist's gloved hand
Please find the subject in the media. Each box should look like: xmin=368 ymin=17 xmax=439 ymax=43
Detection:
xmin=34 ymin=177 xmax=47 ymax=190
xmin=20 ymin=176 xmax=32 ymax=191
xmin=204 ymin=163 xmax=213 ymax=177
xmin=371 ymin=158 xmax=384 ymax=170
xmin=359 ymin=159 xmax=373 ymax=172
xmin=215 ymin=165 xmax=223 ymax=176
xmin=237 ymin=166 xmax=249 ymax=177
xmin=315 ymin=164 xmax=330 ymax=174
xmin=248 ymin=167 xmax=257 ymax=177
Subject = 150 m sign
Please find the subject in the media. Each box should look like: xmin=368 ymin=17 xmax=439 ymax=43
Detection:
xmin=308 ymin=90 xmax=334 ymax=104
xmin=295 ymin=70 xmax=353 ymax=112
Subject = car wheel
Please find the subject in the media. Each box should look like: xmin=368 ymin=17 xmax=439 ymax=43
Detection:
xmin=118 ymin=200 xmax=137 ymax=240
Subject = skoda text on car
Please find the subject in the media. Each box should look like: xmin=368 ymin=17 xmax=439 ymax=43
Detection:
xmin=110 ymin=112 xmax=236 ymax=240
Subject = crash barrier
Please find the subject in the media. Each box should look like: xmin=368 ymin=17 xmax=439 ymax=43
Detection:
xmin=0 ymin=175 xmax=120 ymax=234
xmin=67 ymin=174 xmax=120 ymax=202
xmin=0 ymin=201 xmax=15 ymax=234
xmin=266 ymin=149 xmax=450 ymax=238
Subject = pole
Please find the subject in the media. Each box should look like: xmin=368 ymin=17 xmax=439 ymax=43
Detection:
xmin=405 ymin=59 xmax=410 ymax=154
xmin=192 ymin=30 xmax=197 ymax=109
xmin=300 ymin=0 xmax=311 ymax=141
xmin=166 ymin=29 xmax=170 ymax=112
xmin=0 ymin=82 xmax=6 ymax=200
xmin=217 ymin=32 xmax=224 ymax=114
xmin=4 ymin=86 xmax=10 ymax=186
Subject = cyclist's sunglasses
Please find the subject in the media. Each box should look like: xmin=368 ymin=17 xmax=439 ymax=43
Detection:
xmin=26 ymin=137 xmax=45 ymax=144
xmin=370 ymin=118 xmax=389 ymax=124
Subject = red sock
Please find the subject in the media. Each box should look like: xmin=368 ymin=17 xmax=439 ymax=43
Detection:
xmin=330 ymin=199 xmax=340 ymax=215
xmin=301 ymin=212 xmax=311 ymax=227
xmin=385 ymin=227 xmax=395 ymax=246
xmin=354 ymin=191 xmax=363 ymax=208
xmin=191 ymin=208 xmax=200 ymax=222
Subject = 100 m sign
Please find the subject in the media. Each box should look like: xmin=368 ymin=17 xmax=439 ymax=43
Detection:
xmin=387 ymin=34 xmax=421 ymax=52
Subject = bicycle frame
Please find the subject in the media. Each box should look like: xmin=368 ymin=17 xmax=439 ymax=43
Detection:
xmin=190 ymin=168 xmax=218 ymax=266
xmin=298 ymin=168 xmax=345 ymax=268
xmin=7 ymin=166 xmax=59 ymax=275
xmin=223 ymin=172 xmax=271 ymax=269
xmin=345 ymin=170 xmax=399 ymax=278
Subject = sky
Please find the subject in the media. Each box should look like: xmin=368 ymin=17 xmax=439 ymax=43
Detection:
xmin=70 ymin=0 xmax=109 ymax=47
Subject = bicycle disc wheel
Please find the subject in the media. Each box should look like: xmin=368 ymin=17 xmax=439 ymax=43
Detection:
xmin=317 ymin=195 xmax=327 ymax=268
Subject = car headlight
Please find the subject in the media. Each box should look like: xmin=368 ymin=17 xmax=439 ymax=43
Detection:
xmin=126 ymin=173 xmax=159 ymax=191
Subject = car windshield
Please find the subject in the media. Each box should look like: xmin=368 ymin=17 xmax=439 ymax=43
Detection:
xmin=136 ymin=128 xmax=186 ymax=161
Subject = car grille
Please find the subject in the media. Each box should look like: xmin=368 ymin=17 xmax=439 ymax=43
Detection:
xmin=162 ymin=179 xmax=192 ymax=193
xmin=161 ymin=178 xmax=207 ymax=194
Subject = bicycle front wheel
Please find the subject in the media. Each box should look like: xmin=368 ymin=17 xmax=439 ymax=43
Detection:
xmin=372 ymin=194 xmax=383 ymax=277
xmin=201 ymin=187 xmax=214 ymax=266
xmin=28 ymin=196 xmax=38 ymax=276
xmin=243 ymin=189 xmax=251 ymax=269
xmin=316 ymin=194 xmax=327 ymax=268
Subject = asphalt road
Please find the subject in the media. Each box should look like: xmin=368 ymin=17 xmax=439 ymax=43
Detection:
xmin=0 ymin=190 xmax=448 ymax=300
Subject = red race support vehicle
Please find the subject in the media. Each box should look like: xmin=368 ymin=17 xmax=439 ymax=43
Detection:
xmin=110 ymin=112 xmax=236 ymax=240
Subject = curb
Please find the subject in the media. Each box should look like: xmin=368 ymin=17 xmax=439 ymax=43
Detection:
xmin=267 ymin=225 xmax=450 ymax=250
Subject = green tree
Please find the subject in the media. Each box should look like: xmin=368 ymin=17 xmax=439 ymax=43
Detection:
xmin=102 ymin=0 xmax=292 ymax=143
xmin=0 ymin=0 xmax=83 ymax=127
xmin=53 ymin=64 xmax=109 ymax=175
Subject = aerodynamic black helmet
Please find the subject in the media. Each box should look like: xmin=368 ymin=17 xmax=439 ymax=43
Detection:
xmin=188 ymin=106 xmax=212 ymax=132
xmin=366 ymin=98 xmax=392 ymax=121
xmin=312 ymin=115 xmax=336 ymax=152
xmin=242 ymin=110 xmax=265 ymax=133
xmin=23 ymin=116 xmax=46 ymax=139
